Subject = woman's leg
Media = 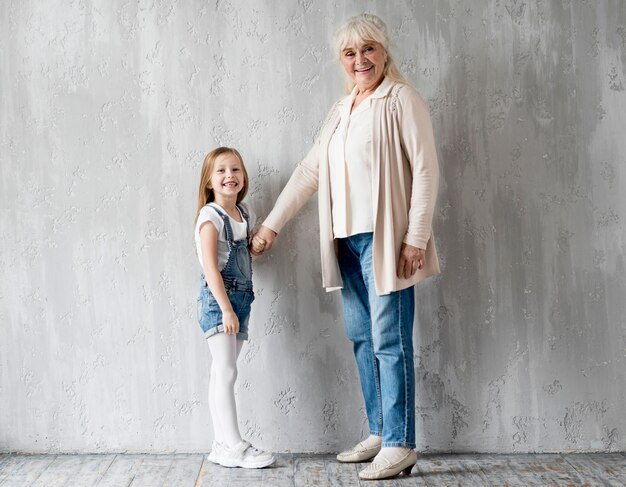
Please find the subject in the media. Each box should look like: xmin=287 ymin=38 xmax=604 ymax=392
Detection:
xmin=207 ymin=333 xmax=244 ymax=447
xmin=367 ymin=284 xmax=415 ymax=448
xmin=338 ymin=236 xmax=383 ymax=439
xmin=340 ymin=233 xmax=416 ymax=449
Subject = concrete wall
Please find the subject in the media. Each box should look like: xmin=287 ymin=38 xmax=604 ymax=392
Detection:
xmin=1 ymin=0 xmax=625 ymax=453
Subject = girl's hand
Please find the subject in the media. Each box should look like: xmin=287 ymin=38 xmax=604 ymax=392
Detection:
xmin=251 ymin=234 xmax=266 ymax=254
xmin=396 ymin=243 xmax=425 ymax=279
xmin=251 ymin=225 xmax=277 ymax=256
xmin=222 ymin=310 xmax=240 ymax=335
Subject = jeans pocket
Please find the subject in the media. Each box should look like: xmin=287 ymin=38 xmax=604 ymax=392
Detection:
xmin=240 ymin=290 xmax=254 ymax=315
xmin=247 ymin=290 xmax=255 ymax=306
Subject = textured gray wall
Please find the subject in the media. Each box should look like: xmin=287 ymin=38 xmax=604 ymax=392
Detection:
xmin=1 ymin=0 xmax=625 ymax=453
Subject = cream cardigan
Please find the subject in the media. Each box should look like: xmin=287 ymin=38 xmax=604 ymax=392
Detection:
xmin=264 ymin=77 xmax=440 ymax=295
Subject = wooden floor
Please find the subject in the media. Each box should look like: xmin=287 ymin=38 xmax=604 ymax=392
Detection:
xmin=0 ymin=452 xmax=625 ymax=486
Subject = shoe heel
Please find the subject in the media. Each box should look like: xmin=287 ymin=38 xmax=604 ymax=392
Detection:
xmin=402 ymin=463 xmax=415 ymax=476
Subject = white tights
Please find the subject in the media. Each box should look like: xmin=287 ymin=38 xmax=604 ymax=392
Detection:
xmin=207 ymin=333 xmax=244 ymax=448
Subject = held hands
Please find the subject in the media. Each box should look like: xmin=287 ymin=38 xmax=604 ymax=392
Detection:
xmin=250 ymin=225 xmax=278 ymax=256
xmin=396 ymin=243 xmax=425 ymax=279
xmin=251 ymin=234 xmax=266 ymax=254
xmin=222 ymin=309 xmax=240 ymax=335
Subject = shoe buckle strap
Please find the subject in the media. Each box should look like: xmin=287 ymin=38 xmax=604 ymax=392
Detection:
xmin=232 ymin=440 xmax=251 ymax=457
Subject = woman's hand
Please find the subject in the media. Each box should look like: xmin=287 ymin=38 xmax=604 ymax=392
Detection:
xmin=222 ymin=310 xmax=240 ymax=335
xmin=396 ymin=243 xmax=425 ymax=279
xmin=251 ymin=225 xmax=277 ymax=256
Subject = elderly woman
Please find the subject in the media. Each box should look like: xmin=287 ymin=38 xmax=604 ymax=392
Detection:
xmin=253 ymin=13 xmax=440 ymax=480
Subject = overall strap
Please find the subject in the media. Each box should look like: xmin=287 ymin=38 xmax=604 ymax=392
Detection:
xmin=208 ymin=204 xmax=235 ymax=244
xmin=236 ymin=203 xmax=251 ymax=239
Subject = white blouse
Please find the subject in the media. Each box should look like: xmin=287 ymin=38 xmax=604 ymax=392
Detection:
xmin=328 ymin=94 xmax=374 ymax=238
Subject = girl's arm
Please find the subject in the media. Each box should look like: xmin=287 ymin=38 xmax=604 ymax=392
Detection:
xmin=199 ymin=221 xmax=239 ymax=334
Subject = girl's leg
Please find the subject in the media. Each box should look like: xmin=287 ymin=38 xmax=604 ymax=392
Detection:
xmin=208 ymin=366 xmax=223 ymax=443
xmin=207 ymin=332 xmax=244 ymax=447
xmin=207 ymin=333 xmax=275 ymax=468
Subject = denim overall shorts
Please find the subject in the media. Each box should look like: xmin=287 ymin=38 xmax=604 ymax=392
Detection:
xmin=197 ymin=204 xmax=254 ymax=340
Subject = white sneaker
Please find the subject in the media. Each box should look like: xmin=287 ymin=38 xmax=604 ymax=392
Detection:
xmin=211 ymin=440 xmax=275 ymax=469
xmin=207 ymin=440 xmax=222 ymax=464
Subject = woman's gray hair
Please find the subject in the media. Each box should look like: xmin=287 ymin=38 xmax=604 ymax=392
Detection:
xmin=333 ymin=13 xmax=408 ymax=93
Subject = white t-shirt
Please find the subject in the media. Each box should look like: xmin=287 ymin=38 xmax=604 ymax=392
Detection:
xmin=195 ymin=202 xmax=256 ymax=271
xmin=328 ymin=93 xmax=374 ymax=238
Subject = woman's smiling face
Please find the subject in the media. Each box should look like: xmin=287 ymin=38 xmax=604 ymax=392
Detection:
xmin=340 ymin=41 xmax=387 ymax=93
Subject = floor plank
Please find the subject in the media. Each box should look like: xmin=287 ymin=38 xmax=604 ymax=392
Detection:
xmin=508 ymin=453 xmax=595 ymax=485
xmin=439 ymin=455 xmax=491 ymax=486
xmin=418 ymin=454 xmax=468 ymax=486
xmin=294 ymin=454 xmax=331 ymax=486
xmin=0 ymin=455 xmax=30 ymax=484
xmin=60 ymin=454 xmax=116 ymax=487
xmin=1 ymin=452 xmax=626 ymax=486
xmin=471 ymin=454 xmax=545 ymax=486
xmin=160 ymin=454 xmax=203 ymax=487
xmin=585 ymin=453 xmax=626 ymax=485
xmin=0 ymin=455 xmax=57 ymax=487
xmin=562 ymin=453 xmax=620 ymax=486
xmin=0 ymin=455 xmax=12 ymax=477
xmin=126 ymin=455 xmax=175 ymax=487
xmin=95 ymin=455 xmax=146 ymax=487
xmin=30 ymin=455 xmax=105 ymax=487
xmin=194 ymin=457 xmax=232 ymax=487
xmin=260 ymin=453 xmax=295 ymax=487
xmin=454 ymin=455 xmax=494 ymax=486
xmin=323 ymin=455 xmax=362 ymax=487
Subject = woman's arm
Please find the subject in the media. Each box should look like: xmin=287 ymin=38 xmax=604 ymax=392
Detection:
xmin=397 ymin=85 xmax=440 ymax=251
xmin=199 ymin=222 xmax=239 ymax=334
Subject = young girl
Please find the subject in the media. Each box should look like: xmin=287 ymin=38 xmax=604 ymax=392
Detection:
xmin=194 ymin=147 xmax=274 ymax=468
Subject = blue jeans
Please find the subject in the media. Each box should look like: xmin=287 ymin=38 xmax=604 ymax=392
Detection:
xmin=338 ymin=232 xmax=416 ymax=448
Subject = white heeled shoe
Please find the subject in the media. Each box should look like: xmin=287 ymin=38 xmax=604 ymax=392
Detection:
xmin=336 ymin=440 xmax=382 ymax=463
xmin=358 ymin=449 xmax=417 ymax=480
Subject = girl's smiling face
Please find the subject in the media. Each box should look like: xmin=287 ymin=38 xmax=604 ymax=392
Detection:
xmin=340 ymin=41 xmax=387 ymax=93
xmin=208 ymin=152 xmax=244 ymax=201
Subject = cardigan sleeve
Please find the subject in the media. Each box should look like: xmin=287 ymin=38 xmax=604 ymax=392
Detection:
xmin=397 ymin=85 xmax=439 ymax=250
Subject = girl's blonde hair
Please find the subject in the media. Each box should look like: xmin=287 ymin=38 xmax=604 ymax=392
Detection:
xmin=195 ymin=147 xmax=249 ymax=226
xmin=333 ymin=13 xmax=409 ymax=93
